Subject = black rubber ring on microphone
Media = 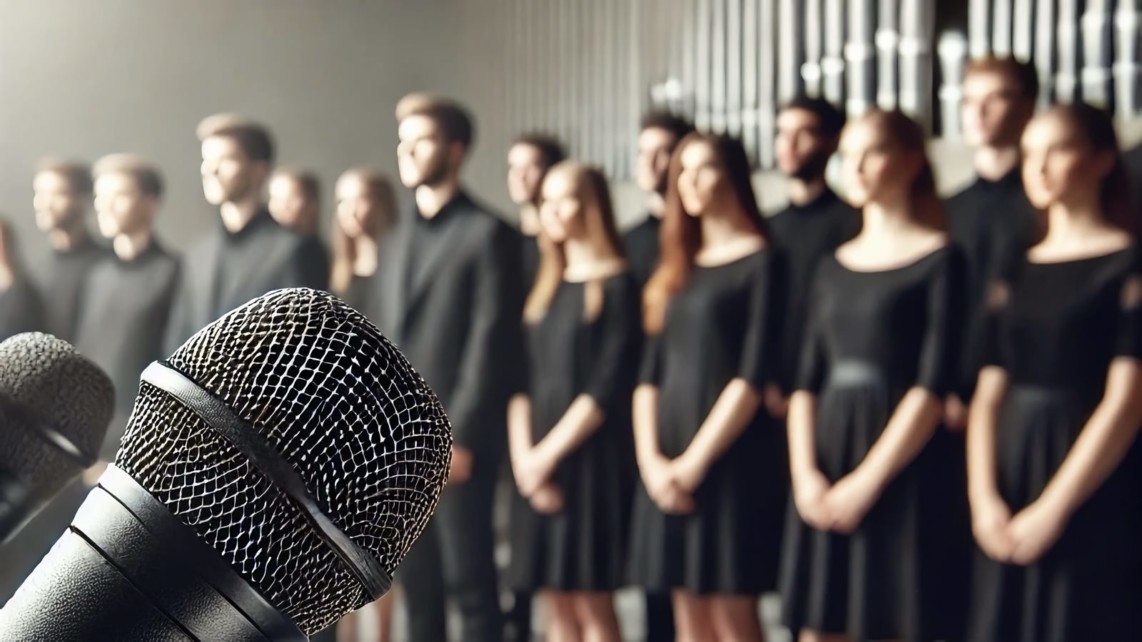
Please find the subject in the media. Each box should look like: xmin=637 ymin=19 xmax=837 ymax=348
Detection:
xmin=140 ymin=360 xmax=392 ymax=601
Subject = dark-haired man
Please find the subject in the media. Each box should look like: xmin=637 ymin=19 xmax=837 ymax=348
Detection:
xmin=32 ymin=159 xmax=109 ymax=342
xmin=626 ymin=111 xmax=695 ymax=288
xmin=507 ymin=133 xmax=566 ymax=286
xmin=74 ymin=154 xmax=179 ymax=458
xmin=163 ymin=115 xmax=327 ymax=351
xmin=768 ymin=96 xmax=860 ymax=405
xmin=373 ymin=95 xmax=525 ymax=642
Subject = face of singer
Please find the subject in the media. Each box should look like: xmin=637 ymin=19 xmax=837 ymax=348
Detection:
xmin=95 ymin=172 xmax=155 ymax=239
xmin=1020 ymin=112 xmax=1111 ymax=212
xmin=507 ymin=143 xmax=547 ymax=206
xmin=268 ymin=175 xmax=316 ymax=232
xmin=962 ymin=71 xmax=1028 ymax=148
xmin=775 ymin=108 xmax=833 ymax=180
xmin=33 ymin=171 xmax=85 ymax=233
xmin=200 ymin=136 xmax=265 ymax=206
xmin=636 ymin=127 xmax=678 ymax=194
xmin=677 ymin=141 xmax=729 ymax=218
xmin=839 ymin=119 xmax=917 ymax=209
xmin=336 ymin=173 xmax=380 ymax=240
xmin=397 ymin=115 xmax=453 ymax=189
xmin=538 ymin=167 xmax=586 ymax=243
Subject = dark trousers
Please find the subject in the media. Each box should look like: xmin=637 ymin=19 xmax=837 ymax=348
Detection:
xmin=400 ymin=466 xmax=503 ymax=642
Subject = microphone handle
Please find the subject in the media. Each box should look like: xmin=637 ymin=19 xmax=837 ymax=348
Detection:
xmin=0 ymin=466 xmax=307 ymax=642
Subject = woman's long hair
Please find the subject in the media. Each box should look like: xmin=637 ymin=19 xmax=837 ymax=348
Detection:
xmin=642 ymin=133 xmax=769 ymax=334
xmin=1041 ymin=103 xmax=1136 ymax=237
xmin=848 ymin=108 xmax=946 ymax=232
xmin=330 ymin=168 xmax=397 ymax=294
xmin=524 ymin=162 xmax=626 ymax=324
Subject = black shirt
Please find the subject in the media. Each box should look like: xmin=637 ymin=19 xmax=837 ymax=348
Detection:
xmin=41 ymin=235 xmax=110 ymax=342
xmin=624 ymin=214 xmax=662 ymax=288
xmin=0 ymin=276 xmax=43 ymax=341
xmin=768 ymin=188 xmax=861 ymax=391
xmin=946 ymin=168 xmax=1038 ymax=395
xmin=521 ymin=232 xmax=541 ymax=291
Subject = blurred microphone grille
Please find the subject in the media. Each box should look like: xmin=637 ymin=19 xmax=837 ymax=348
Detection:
xmin=0 ymin=332 xmax=114 ymax=473
xmin=115 ymin=288 xmax=452 ymax=632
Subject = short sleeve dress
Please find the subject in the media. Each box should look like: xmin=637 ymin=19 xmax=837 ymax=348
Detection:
xmin=628 ymin=249 xmax=788 ymax=595
xmin=509 ymin=272 xmax=641 ymax=591
xmin=779 ymin=245 xmax=968 ymax=641
xmin=966 ymin=245 xmax=1142 ymax=642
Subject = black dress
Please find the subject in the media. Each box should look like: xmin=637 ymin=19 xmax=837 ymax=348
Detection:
xmin=509 ymin=273 xmax=641 ymax=591
xmin=779 ymin=246 xmax=966 ymax=641
xmin=628 ymin=249 xmax=786 ymax=595
xmin=966 ymin=246 xmax=1142 ymax=642
xmin=0 ymin=277 xmax=44 ymax=341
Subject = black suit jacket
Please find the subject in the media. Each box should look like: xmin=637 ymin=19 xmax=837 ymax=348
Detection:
xmin=163 ymin=209 xmax=328 ymax=353
xmin=371 ymin=190 xmax=525 ymax=461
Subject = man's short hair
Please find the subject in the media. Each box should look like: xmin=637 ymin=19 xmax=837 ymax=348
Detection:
xmin=196 ymin=113 xmax=275 ymax=163
xmin=93 ymin=153 xmax=164 ymax=198
xmin=964 ymin=56 xmax=1040 ymax=101
xmin=272 ymin=167 xmax=320 ymax=203
xmin=639 ymin=110 xmax=695 ymax=142
xmin=35 ymin=159 xmax=93 ymax=195
xmin=778 ymin=95 xmax=847 ymax=139
xmin=511 ymin=133 xmax=567 ymax=169
xmin=403 ymin=96 xmax=476 ymax=150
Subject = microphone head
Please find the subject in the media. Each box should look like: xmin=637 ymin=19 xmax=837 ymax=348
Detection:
xmin=114 ymin=288 xmax=452 ymax=633
xmin=0 ymin=332 xmax=114 ymax=490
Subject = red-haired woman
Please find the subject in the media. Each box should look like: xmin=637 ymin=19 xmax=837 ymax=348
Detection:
xmin=779 ymin=109 xmax=966 ymax=642
xmin=966 ymin=103 xmax=1142 ymax=641
xmin=628 ymin=132 xmax=787 ymax=642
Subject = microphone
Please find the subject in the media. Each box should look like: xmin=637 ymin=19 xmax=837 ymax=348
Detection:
xmin=0 ymin=332 xmax=114 ymax=544
xmin=0 ymin=288 xmax=452 ymax=640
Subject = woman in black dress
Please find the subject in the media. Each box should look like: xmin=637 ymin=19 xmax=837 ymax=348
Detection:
xmin=966 ymin=104 xmax=1142 ymax=641
xmin=329 ymin=167 xmax=396 ymax=311
xmin=507 ymin=161 xmax=639 ymax=642
xmin=0 ymin=218 xmax=44 ymax=341
xmin=629 ymin=133 xmax=785 ymax=642
xmin=779 ymin=109 xmax=965 ymax=642
xmin=326 ymin=167 xmax=397 ymax=642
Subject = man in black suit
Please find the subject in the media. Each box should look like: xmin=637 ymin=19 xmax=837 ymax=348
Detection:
xmin=373 ymin=96 xmax=524 ymax=642
xmin=164 ymin=115 xmax=327 ymax=351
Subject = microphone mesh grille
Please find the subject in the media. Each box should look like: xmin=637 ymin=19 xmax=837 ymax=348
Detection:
xmin=114 ymin=289 xmax=451 ymax=632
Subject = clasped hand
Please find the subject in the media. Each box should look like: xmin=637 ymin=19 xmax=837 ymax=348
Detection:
xmin=973 ymin=495 xmax=1067 ymax=566
xmin=794 ymin=469 xmax=879 ymax=534
xmin=642 ymin=451 xmax=708 ymax=515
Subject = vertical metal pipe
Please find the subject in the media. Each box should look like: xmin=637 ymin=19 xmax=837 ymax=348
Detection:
xmin=876 ymin=0 xmax=899 ymax=110
xmin=898 ymin=0 xmax=933 ymax=131
xmin=727 ymin=0 xmax=743 ymax=137
xmin=822 ymin=0 xmax=846 ymax=105
xmin=937 ymin=30 xmax=968 ymax=139
xmin=1113 ymin=1 xmax=1142 ymax=121
xmin=804 ymin=0 xmax=825 ymax=97
xmin=1034 ymin=0 xmax=1057 ymax=104
xmin=968 ymin=0 xmax=990 ymax=57
xmin=1057 ymin=0 xmax=1080 ymax=103
xmin=778 ymin=0 xmax=804 ymax=102
xmin=742 ymin=0 xmax=759 ymax=162
xmin=696 ymin=0 xmax=712 ymax=130
xmin=846 ymin=0 xmax=876 ymax=117
xmin=1081 ymin=0 xmax=1113 ymax=108
xmin=711 ymin=0 xmax=727 ymax=133
xmin=991 ymin=0 xmax=1012 ymax=56
xmin=1011 ymin=0 xmax=1033 ymax=60
xmin=759 ymin=0 xmax=778 ymax=167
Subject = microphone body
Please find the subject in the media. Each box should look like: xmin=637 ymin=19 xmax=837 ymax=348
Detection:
xmin=0 ymin=466 xmax=301 ymax=641
xmin=0 ymin=333 xmax=114 ymax=544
